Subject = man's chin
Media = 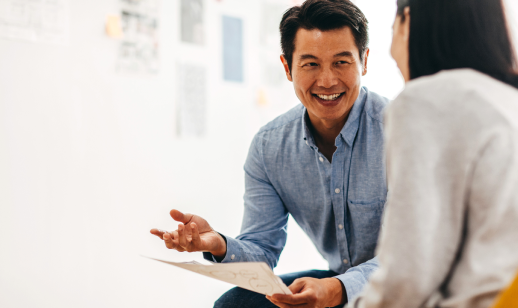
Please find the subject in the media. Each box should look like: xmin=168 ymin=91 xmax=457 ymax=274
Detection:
xmin=309 ymin=109 xmax=350 ymax=125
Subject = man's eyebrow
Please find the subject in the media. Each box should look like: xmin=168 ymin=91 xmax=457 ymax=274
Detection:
xmin=334 ymin=51 xmax=354 ymax=57
xmin=299 ymin=54 xmax=318 ymax=61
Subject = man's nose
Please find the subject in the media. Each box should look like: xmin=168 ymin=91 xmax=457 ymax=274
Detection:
xmin=316 ymin=66 xmax=339 ymax=88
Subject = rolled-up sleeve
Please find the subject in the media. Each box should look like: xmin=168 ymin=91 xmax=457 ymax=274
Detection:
xmin=335 ymin=257 xmax=379 ymax=303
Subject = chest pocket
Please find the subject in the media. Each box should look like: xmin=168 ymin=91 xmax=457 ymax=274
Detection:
xmin=347 ymin=200 xmax=385 ymax=259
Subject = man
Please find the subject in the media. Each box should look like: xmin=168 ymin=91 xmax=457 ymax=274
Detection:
xmin=151 ymin=0 xmax=388 ymax=307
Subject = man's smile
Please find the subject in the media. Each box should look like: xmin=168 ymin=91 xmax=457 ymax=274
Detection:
xmin=312 ymin=92 xmax=346 ymax=105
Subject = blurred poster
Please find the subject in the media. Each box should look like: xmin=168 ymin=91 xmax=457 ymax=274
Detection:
xmin=0 ymin=0 xmax=69 ymax=44
xmin=180 ymin=0 xmax=203 ymax=45
xmin=117 ymin=0 xmax=159 ymax=75
xmin=222 ymin=15 xmax=243 ymax=82
xmin=176 ymin=64 xmax=207 ymax=137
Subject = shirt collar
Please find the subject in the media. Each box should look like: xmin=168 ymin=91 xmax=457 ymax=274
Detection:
xmin=302 ymin=87 xmax=367 ymax=148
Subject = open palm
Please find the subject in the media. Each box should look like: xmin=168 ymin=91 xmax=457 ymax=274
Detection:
xmin=150 ymin=209 xmax=226 ymax=256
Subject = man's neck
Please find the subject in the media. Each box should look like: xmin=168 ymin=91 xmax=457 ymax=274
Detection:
xmin=307 ymin=112 xmax=350 ymax=162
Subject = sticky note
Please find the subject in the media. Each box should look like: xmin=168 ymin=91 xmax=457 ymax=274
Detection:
xmin=106 ymin=15 xmax=123 ymax=39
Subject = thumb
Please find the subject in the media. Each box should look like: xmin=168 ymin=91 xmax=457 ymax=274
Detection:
xmin=288 ymin=278 xmax=307 ymax=294
xmin=170 ymin=209 xmax=193 ymax=224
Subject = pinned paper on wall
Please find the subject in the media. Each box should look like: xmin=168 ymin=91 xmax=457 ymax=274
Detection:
xmin=116 ymin=0 xmax=159 ymax=75
xmin=222 ymin=15 xmax=243 ymax=82
xmin=176 ymin=64 xmax=207 ymax=138
xmin=0 ymin=0 xmax=69 ymax=44
xmin=180 ymin=0 xmax=204 ymax=45
xmin=144 ymin=256 xmax=292 ymax=296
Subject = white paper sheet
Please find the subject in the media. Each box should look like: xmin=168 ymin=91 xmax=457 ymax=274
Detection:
xmin=180 ymin=0 xmax=204 ymax=45
xmin=144 ymin=256 xmax=292 ymax=296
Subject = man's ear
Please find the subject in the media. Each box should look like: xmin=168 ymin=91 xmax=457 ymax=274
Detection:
xmin=280 ymin=55 xmax=293 ymax=82
xmin=362 ymin=48 xmax=370 ymax=76
xmin=403 ymin=7 xmax=411 ymax=41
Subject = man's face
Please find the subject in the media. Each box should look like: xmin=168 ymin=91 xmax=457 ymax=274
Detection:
xmin=281 ymin=26 xmax=368 ymax=126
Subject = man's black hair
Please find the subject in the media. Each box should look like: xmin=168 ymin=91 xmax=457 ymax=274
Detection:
xmin=280 ymin=0 xmax=369 ymax=74
xmin=397 ymin=0 xmax=518 ymax=88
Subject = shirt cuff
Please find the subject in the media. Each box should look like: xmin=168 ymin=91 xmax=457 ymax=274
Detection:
xmin=335 ymin=270 xmax=368 ymax=304
xmin=202 ymin=234 xmax=241 ymax=263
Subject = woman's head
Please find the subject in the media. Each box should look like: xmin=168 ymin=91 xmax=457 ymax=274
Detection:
xmin=391 ymin=0 xmax=518 ymax=88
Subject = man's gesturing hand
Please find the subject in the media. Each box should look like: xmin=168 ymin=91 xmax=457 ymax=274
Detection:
xmin=266 ymin=277 xmax=346 ymax=308
xmin=150 ymin=209 xmax=227 ymax=257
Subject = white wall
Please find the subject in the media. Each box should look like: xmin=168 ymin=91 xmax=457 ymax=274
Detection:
xmin=4 ymin=0 xmax=515 ymax=307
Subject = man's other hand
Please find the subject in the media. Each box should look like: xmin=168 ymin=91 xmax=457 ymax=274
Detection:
xmin=150 ymin=209 xmax=227 ymax=257
xmin=266 ymin=277 xmax=346 ymax=308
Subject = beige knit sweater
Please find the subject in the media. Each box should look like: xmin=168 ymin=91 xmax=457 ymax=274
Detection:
xmin=350 ymin=69 xmax=518 ymax=308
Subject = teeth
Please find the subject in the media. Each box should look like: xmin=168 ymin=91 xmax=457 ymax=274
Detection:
xmin=316 ymin=93 xmax=341 ymax=101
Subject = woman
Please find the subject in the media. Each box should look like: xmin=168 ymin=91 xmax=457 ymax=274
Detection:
xmin=350 ymin=0 xmax=518 ymax=307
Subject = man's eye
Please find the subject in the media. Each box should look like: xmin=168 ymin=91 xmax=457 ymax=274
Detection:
xmin=337 ymin=61 xmax=350 ymax=65
xmin=303 ymin=62 xmax=318 ymax=67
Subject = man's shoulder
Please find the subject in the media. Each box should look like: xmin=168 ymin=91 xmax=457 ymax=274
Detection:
xmin=256 ymin=104 xmax=304 ymax=136
xmin=363 ymin=87 xmax=390 ymax=124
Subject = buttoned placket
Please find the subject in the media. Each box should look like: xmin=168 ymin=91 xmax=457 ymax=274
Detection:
xmin=302 ymin=107 xmax=355 ymax=271
xmin=331 ymin=135 xmax=353 ymax=272
xmin=307 ymin=132 xmax=353 ymax=272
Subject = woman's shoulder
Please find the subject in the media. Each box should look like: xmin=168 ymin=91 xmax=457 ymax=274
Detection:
xmin=391 ymin=69 xmax=518 ymax=132
xmin=396 ymin=69 xmax=516 ymax=107
xmin=402 ymin=69 xmax=518 ymax=102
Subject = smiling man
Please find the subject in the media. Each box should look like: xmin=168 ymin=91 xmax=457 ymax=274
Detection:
xmin=150 ymin=0 xmax=388 ymax=307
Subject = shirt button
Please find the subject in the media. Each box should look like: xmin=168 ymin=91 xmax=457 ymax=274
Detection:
xmin=319 ymin=157 xmax=324 ymax=162
xmin=338 ymin=224 xmax=343 ymax=230
xmin=231 ymin=254 xmax=235 ymax=260
xmin=335 ymin=188 xmax=340 ymax=194
xmin=343 ymin=259 xmax=349 ymax=264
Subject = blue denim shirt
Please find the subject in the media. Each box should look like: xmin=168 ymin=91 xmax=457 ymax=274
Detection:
xmin=204 ymin=87 xmax=388 ymax=301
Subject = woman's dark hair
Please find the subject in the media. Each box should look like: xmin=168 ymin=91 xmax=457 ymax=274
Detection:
xmin=397 ymin=0 xmax=518 ymax=88
xmin=280 ymin=0 xmax=369 ymax=74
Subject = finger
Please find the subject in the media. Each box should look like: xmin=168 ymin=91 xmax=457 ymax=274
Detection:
xmin=163 ymin=232 xmax=174 ymax=249
xmin=178 ymin=224 xmax=188 ymax=248
xmin=170 ymin=231 xmax=186 ymax=252
xmin=272 ymin=279 xmax=309 ymax=305
xmin=170 ymin=209 xmax=194 ymax=224
xmin=150 ymin=228 xmax=166 ymax=239
xmin=190 ymin=223 xmax=202 ymax=248
xmin=265 ymin=296 xmax=281 ymax=307
xmin=171 ymin=230 xmax=180 ymax=246
xmin=271 ymin=293 xmax=308 ymax=305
